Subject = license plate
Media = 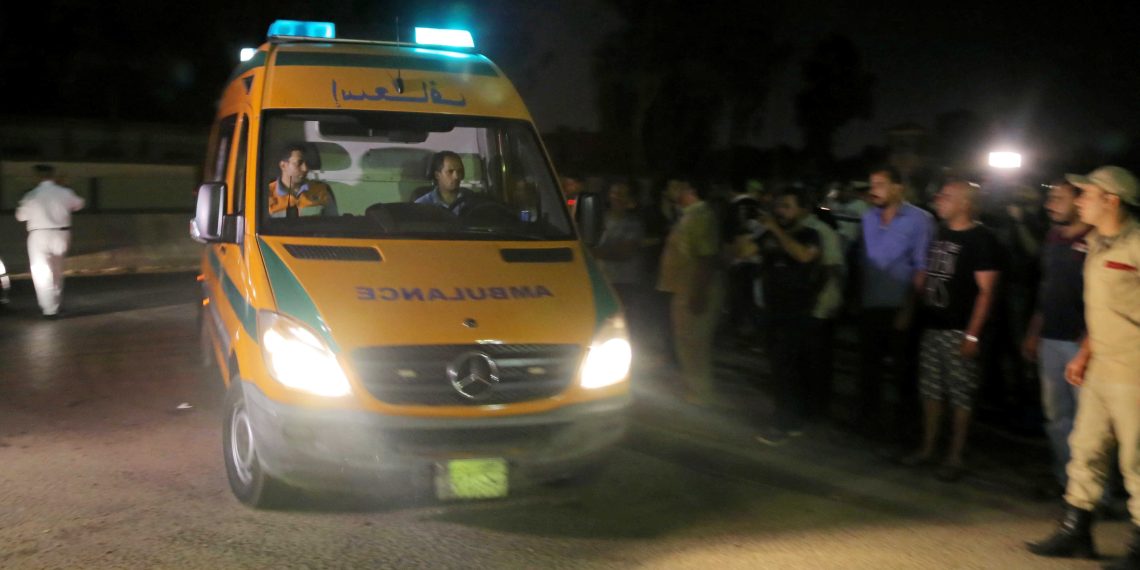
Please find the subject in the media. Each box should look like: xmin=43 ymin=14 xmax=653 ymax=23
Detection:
xmin=434 ymin=458 xmax=509 ymax=500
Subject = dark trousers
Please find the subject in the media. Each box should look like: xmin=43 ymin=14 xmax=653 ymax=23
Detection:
xmin=646 ymin=289 xmax=677 ymax=364
xmin=767 ymin=314 xmax=822 ymax=429
xmin=725 ymin=264 xmax=762 ymax=336
xmin=856 ymin=308 xmax=920 ymax=442
xmin=613 ymin=283 xmax=641 ymax=326
xmin=810 ymin=317 xmax=836 ymax=419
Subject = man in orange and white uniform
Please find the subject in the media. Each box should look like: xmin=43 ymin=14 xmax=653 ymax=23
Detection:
xmin=268 ymin=144 xmax=338 ymax=218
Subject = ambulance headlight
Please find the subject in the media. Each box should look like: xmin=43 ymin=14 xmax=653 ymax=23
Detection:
xmin=579 ymin=315 xmax=632 ymax=389
xmin=258 ymin=312 xmax=351 ymax=397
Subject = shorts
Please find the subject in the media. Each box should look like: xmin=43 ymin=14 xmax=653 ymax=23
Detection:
xmin=918 ymin=329 xmax=981 ymax=410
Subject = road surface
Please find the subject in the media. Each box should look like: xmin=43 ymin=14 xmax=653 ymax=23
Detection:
xmin=0 ymin=273 xmax=1126 ymax=568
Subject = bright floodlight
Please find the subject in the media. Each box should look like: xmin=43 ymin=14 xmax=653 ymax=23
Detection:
xmin=239 ymin=48 xmax=257 ymax=62
xmin=989 ymin=152 xmax=1022 ymax=169
xmin=414 ymin=27 xmax=475 ymax=48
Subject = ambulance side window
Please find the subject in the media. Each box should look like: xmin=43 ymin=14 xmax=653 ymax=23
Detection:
xmin=207 ymin=114 xmax=238 ymax=183
xmin=231 ymin=116 xmax=249 ymax=214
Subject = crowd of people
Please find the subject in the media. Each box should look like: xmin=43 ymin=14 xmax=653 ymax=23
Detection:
xmin=587 ymin=163 xmax=1140 ymax=568
xmin=14 ymin=157 xmax=1138 ymax=565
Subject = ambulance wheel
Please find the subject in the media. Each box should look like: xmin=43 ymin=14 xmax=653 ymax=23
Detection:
xmin=223 ymin=379 xmax=287 ymax=508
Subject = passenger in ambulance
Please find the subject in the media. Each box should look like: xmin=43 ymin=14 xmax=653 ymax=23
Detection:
xmin=267 ymin=143 xmax=338 ymax=218
xmin=415 ymin=150 xmax=473 ymax=215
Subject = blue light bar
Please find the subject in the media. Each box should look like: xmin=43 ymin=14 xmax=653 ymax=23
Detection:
xmin=267 ymin=20 xmax=336 ymax=39
xmin=414 ymin=27 xmax=475 ymax=48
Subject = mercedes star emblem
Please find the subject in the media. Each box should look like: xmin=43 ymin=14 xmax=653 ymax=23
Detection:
xmin=447 ymin=352 xmax=500 ymax=400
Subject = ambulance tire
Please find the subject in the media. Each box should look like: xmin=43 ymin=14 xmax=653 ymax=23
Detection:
xmin=223 ymin=378 xmax=288 ymax=509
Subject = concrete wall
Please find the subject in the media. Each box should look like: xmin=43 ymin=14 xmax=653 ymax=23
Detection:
xmin=1 ymin=161 xmax=200 ymax=211
xmin=1 ymin=160 xmax=204 ymax=276
xmin=0 ymin=117 xmax=206 ymax=164
xmin=0 ymin=213 xmax=204 ymax=276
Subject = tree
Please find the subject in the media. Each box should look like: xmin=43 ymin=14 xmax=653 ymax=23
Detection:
xmin=593 ymin=1 xmax=790 ymax=176
xmin=0 ymin=0 xmax=537 ymax=125
xmin=793 ymin=34 xmax=875 ymax=168
xmin=933 ymin=109 xmax=987 ymax=169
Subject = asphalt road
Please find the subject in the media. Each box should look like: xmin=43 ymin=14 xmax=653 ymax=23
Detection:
xmin=0 ymin=272 xmax=1128 ymax=568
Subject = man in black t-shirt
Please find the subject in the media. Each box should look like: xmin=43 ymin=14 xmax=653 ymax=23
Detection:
xmin=754 ymin=187 xmax=823 ymax=446
xmin=1021 ymin=181 xmax=1092 ymax=491
xmin=900 ymin=181 xmax=1002 ymax=481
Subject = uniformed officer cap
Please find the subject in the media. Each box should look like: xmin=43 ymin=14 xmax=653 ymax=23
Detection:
xmin=1067 ymin=165 xmax=1140 ymax=206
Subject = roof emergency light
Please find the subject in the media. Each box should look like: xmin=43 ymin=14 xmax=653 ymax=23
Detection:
xmin=414 ymin=27 xmax=475 ymax=48
xmin=267 ymin=20 xmax=336 ymax=39
xmin=989 ymin=151 xmax=1022 ymax=169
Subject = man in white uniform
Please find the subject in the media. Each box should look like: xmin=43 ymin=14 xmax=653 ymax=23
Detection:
xmin=15 ymin=165 xmax=85 ymax=318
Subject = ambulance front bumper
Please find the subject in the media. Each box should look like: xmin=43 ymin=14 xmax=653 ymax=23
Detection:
xmin=240 ymin=380 xmax=630 ymax=490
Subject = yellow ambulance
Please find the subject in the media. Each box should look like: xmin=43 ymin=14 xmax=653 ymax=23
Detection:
xmin=192 ymin=21 xmax=631 ymax=507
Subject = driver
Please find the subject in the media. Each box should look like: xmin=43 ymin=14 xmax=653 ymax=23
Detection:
xmin=416 ymin=151 xmax=473 ymax=215
xmin=268 ymin=143 xmax=338 ymax=218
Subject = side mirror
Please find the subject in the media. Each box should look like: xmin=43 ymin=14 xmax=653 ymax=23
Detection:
xmin=576 ymin=191 xmax=604 ymax=247
xmin=192 ymin=182 xmax=239 ymax=243
xmin=189 ymin=218 xmax=204 ymax=243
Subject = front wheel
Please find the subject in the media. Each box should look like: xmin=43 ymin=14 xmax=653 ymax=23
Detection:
xmin=222 ymin=379 xmax=288 ymax=508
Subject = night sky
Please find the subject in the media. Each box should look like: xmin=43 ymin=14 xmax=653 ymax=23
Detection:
xmin=3 ymin=0 xmax=1138 ymax=164
xmin=781 ymin=1 xmax=1140 ymax=161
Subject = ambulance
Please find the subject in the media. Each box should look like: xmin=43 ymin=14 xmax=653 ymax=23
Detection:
xmin=192 ymin=20 xmax=631 ymax=507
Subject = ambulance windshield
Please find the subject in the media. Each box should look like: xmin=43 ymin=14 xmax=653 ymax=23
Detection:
xmin=258 ymin=111 xmax=574 ymax=241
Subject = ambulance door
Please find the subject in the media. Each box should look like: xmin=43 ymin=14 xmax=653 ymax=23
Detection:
xmin=201 ymin=114 xmax=237 ymax=375
xmin=219 ymin=112 xmax=255 ymax=377
xmin=202 ymin=113 xmax=253 ymax=380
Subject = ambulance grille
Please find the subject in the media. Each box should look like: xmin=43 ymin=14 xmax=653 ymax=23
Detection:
xmin=351 ymin=344 xmax=581 ymax=406
xmin=283 ymin=244 xmax=381 ymax=261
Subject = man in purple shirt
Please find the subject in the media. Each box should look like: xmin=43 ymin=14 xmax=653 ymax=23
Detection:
xmin=856 ymin=165 xmax=935 ymax=442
